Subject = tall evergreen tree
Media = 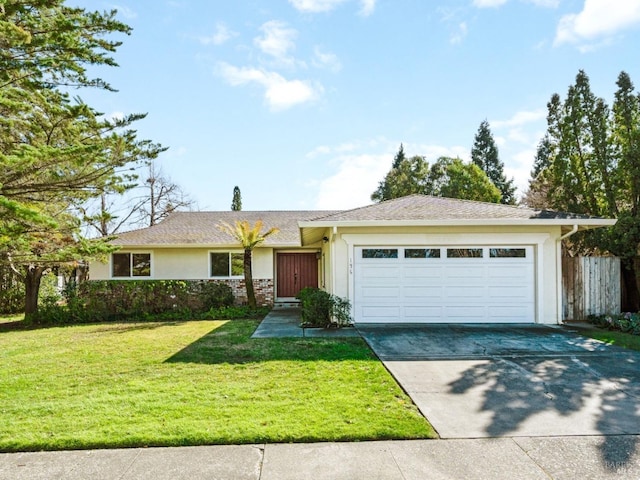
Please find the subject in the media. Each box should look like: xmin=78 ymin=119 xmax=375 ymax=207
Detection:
xmin=471 ymin=120 xmax=516 ymax=204
xmin=231 ymin=186 xmax=242 ymax=211
xmin=0 ymin=2 xmax=164 ymax=315
xmin=371 ymin=155 xmax=429 ymax=202
xmin=425 ymin=157 xmax=502 ymax=203
xmin=527 ymin=70 xmax=640 ymax=310
xmin=392 ymin=143 xmax=406 ymax=168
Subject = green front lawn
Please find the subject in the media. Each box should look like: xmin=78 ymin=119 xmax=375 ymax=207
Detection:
xmin=0 ymin=319 xmax=435 ymax=451
xmin=577 ymin=327 xmax=640 ymax=352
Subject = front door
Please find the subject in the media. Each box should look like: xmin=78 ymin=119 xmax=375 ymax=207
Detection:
xmin=277 ymin=253 xmax=318 ymax=298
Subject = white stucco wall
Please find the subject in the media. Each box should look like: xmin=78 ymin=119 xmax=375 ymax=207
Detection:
xmin=89 ymin=247 xmax=274 ymax=280
xmin=327 ymin=225 xmax=563 ymax=325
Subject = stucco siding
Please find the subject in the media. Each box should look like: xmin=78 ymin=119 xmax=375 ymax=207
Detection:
xmin=90 ymin=247 xmax=275 ymax=280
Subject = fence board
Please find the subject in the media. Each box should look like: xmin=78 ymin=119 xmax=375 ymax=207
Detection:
xmin=562 ymin=256 xmax=621 ymax=321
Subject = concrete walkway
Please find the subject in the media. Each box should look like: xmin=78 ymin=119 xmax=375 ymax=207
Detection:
xmin=2 ymin=437 xmax=639 ymax=479
xmin=251 ymin=308 xmax=359 ymax=338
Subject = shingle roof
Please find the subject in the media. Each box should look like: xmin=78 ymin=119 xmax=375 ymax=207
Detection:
xmin=113 ymin=195 xmax=614 ymax=247
xmin=112 ymin=210 xmax=337 ymax=247
xmin=308 ymin=194 xmax=603 ymax=222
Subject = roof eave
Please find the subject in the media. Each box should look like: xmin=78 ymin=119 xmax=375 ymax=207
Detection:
xmin=298 ymin=219 xmax=617 ymax=228
xmin=110 ymin=242 xmax=304 ymax=249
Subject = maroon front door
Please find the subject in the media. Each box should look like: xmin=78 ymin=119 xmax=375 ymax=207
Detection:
xmin=277 ymin=253 xmax=318 ymax=298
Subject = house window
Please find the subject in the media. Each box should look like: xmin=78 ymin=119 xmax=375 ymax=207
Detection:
xmin=447 ymin=248 xmax=483 ymax=258
xmin=210 ymin=252 xmax=244 ymax=277
xmin=405 ymin=248 xmax=441 ymax=259
xmin=112 ymin=253 xmax=151 ymax=277
xmin=362 ymin=248 xmax=398 ymax=259
xmin=490 ymin=248 xmax=526 ymax=258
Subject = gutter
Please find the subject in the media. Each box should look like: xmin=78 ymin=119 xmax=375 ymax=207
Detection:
xmin=557 ymin=224 xmax=579 ymax=324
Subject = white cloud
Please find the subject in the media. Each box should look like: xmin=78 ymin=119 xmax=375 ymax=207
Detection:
xmin=473 ymin=0 xmax=558 ymax=7
xmin=254 ymin=20 xmax=298 ymax=63
xmin=529 ymin=0 xmax=558 ymax=6
xmin=312 ymin=47 xmax=342 ymax=72
xmin=289 ymin=0 xmax=346 ymax=13
xmin=217 ymin=62 xmax=320 ymax=111
xmin=106 ymin=111 xmax=125 ymax=122
xmin=555 ymin=0 xmax=640 ymax=47
xmin=112 ymin=4 xmax=137 ymax=19
xmin=200 ymin=22 xmax=237 ymax=46
xmin=312 ymin=141 xmax=470 ymax=209
xmin=288 ymin=0 xmax=376 ymax=15
xmin=450 ymin=22 xmax=468 ymax=44
xmin=491 ymin=109 xmax=546 ymax=128
xmin=472 ymin=0 xmax=508 ymax=7
xmin=315 ymin=152 xmax=389 ymax=209
xmin=359 ymin=0 xmax=376 ymax=16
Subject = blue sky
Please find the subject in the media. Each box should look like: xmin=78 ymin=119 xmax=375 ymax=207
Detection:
xmin=76 ymin=0 xmax=640 ymax=212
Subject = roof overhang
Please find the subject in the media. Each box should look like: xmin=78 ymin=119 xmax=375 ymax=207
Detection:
xmin=110 ymin=242 xmax=304 ymax=249
xmin=298 ymin=218 xmax=617 ymax=246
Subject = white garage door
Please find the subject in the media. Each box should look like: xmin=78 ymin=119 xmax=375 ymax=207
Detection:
xmin=354 ymin=246 xmax=535 ymax=323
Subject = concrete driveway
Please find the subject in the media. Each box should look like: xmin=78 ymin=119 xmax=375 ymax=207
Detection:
xmin=357 ymin=324 xmax=640 ymax=440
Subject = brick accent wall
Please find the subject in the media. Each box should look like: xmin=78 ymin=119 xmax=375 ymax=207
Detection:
xmin=217 ymin=278 xmax=274 ymax=307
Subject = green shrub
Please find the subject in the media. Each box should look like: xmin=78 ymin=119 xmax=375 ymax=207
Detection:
xmin=296 ymin=287 xmax=352 ymax=328
xmin=198 ymin=281 xmax=234 ymax=309
xmin=587 ymin=312 xmax=640 ymax=336
xmin=27 ymin=280 xmax=236 ymax=325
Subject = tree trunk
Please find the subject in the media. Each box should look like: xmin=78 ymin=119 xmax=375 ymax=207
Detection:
xmin=244 ymin=249 xmax=257 ymax=309
xmin=621 ymin=258 xmax=640 ymax=312
xmin=24 ymin=265 xmax=45 ymax=316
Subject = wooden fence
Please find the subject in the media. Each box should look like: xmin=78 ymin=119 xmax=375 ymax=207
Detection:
xmin=562 ymin=256 xmax=621 ymax=321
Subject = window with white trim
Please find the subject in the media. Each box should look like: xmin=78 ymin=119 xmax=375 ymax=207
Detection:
xmin=210 ymin=252 xmax=244 ymax=277
xmin=112 ymin=253 xmax=151 ymax=277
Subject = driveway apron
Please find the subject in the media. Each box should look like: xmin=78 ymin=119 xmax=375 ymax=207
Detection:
xmin=357 ymin=324 xmax=640 ymax=439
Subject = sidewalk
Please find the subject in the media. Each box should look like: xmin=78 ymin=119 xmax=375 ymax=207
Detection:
xmin=1 ymin=436 xmax=639 ymax=479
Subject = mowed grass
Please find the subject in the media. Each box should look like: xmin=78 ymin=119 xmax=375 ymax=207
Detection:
xmin=577 ymin=327 xmax=640 ymax=352
xmin=0 ymin=319 xmax=436 ymax=451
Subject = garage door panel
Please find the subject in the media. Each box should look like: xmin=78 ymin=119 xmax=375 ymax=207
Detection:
xmin=403 ymin=286 xmax=443 ymax=299
xmin=487 ymin=286 xmax=533 ymax=302
xmin=445 ymin=266 xmax=485 ymax=279
xmin=358 ymin=266 xmax=400 ymax=284
xmin=404 ymin=306 xmax=444 ymax=321
xmin=444 ymin=306 xmax=488 ymax=322
xmin=445 ymin=287 xmax=486 ymax=301
xmin=488 ymin=305 xmax=534 ymax=322
xmin=403 ymin=265 xmax=444 ymax=279
xmin=360 ymin=306 xmax=401 ymax=321
xmin=360 ymin=286 xmax=400 ymax=298
xmin=354 ymin=245 xmax=535 ymax=324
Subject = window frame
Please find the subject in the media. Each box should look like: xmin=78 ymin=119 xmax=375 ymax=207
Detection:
xmin=361 ymin=248 xmax=399 ymax=259
xmin=209 ymin=251 xmax=246 ymax=278
xmin=446 ymin=248 xmax=484 ymax=258
xmin=489 ymin=248 xmax=527 ymax=258
xmin=111 ymin=252 xmax=152 ymax=278
xmin=404 ymin=248 xmax=441 ymax=259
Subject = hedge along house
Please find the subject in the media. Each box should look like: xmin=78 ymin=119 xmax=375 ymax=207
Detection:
xmin=89 ymin=194 xmax=616 ymax=325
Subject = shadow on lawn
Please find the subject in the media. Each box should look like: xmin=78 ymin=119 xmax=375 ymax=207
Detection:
xmin=448 ymin=348 xmax=640 ymax=471
xmin=165 ymin=320 xmax=373 ymax=365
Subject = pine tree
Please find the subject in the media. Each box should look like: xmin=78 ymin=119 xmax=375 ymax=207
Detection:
xmin=471 ymin=120 xmax=516 ymax=204
xmin=231 ymin=186 xmax=242 ymax=211
xmin=392 ymin=143 xmax=406 ymax=168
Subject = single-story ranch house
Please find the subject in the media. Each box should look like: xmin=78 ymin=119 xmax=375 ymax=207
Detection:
xmin=89 ymin=194 xmax=616 ymax=325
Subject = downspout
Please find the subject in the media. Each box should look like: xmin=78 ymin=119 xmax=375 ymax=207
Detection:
xmin=330 ymin=226 xmax=337 ymax=296
xmin=557 ymin=225 xmax=579 ymax=324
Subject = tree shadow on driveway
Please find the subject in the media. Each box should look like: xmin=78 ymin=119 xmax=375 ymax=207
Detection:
xmin=448 ymin=350 xmax=640 ymax=470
